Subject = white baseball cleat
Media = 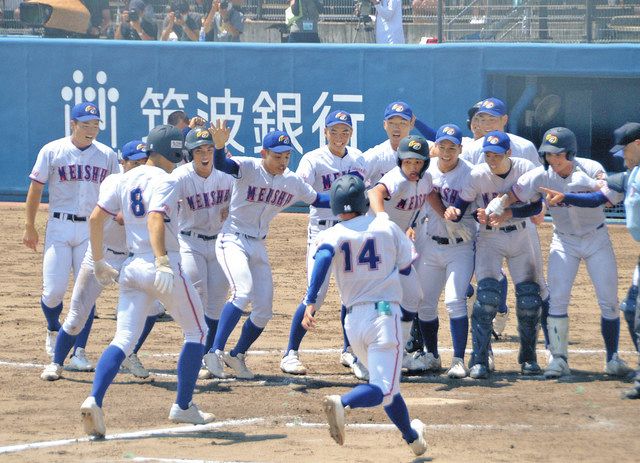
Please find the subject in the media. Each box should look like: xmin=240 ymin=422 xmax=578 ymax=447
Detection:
xmin=80 ymin=396 xmax=105 ymax=438
xmin=67 ymin=348 xmax=94 ymax=372
xmin=203 ymin=351 xmax=227 ymax=379
xmin=493 ymin=311 xmax=509 ymax=337
xmin=280 ymin=350 xmax=307 ymax=375
xmin=323 ymin=395 xmax=345 ymax=446
xmin=169 ymin=402 xmax=215 ymax=425
xmin=469 ymin=363 xmax=489 ymax=379
xmin=415 ymin=351 xmax=441 ymax=372
xmin=447 ymin=357 xmax=469 ymax=379
xmin=41 ymin=362 xmax=63 ymax=381
xmin=544 ymin=357 xmax=570 ymax=379
xmin=121 ymin=352 xmax=149 ymax=378
xmin=488 ymin=351 xmax=496 ymax=372
xmin=408 ymin=418 xmax=428 ymax=456
xmin=340 ymin=348 xmax=357 ymax=367
xmin=402 ymin=351 xmax=426 ymax=373
xmin=351 ymin=359 xmax=369 ymax=381
xmin=222 ymin=352 xmax=254 ymax=379
xmin=605 ymin=353 xmax=632 ymax=377
xmin=45 ymin=330 xmax=58 ymax=359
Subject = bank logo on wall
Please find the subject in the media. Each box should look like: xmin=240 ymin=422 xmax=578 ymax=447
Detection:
xmin=61 ymin=70 xmax=120 ymax=148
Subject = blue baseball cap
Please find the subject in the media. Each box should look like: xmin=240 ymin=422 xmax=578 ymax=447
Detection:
xmin=384 ymin=101 xmax=413 ymax=121
xmin=325 ymin=110 xmax=352 ymax=128
xmin=435 ymin=124 xmax=463 ymax=145
xmin=610 ymin=122 xmax=640 ymax=153
xmin=477 ymin=98 xmax=507 ymax=117
xmin=482 ymin=131 xmax=511 ymax=154
xmin=262 ymin=130 xmax=294 ymax=153
xmin=121 ymin=140 xmax=148 ymax=161
xmin=71 ymin=102 xmax=100 ymax=122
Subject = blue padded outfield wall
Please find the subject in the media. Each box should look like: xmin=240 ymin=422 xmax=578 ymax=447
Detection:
xmin=1 ymin=38 xmax=640 ymax=200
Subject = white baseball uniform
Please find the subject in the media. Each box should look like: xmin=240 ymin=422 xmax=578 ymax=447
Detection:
xmin=173 ymin=162 xmax=234 ymax=320
xmin=462 ymin=133 xmax=541 ymax=167
xmin=460 ymin=157 xmax=546 ymax=291
xmin=29 ymin=136 xmax=119 ymax=308
xmin=374 ymin=165 xmax=433 ymax=312
xmin=62 ymin=173 xmax=164 ymax=338
xmin=310 ymin=214 xmax=414 ymax=405
xmin=296 ymin=145 xmax=365 ymax=308
xmin=416 ymin=158 xmax=477 ymax=322
xmin=512 ymin=158 xmax=623 ymax=318
xmin=98 ymin=165 xmax=205 ymax=355
xmin=216 ymin=157 xmax=318 ymax=328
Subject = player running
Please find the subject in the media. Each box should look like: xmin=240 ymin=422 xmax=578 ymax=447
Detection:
xmin=23 ymin=102 xmax=119 ymax=362
xmin=171 ymin=128 xmax=234 ymax=380
xmin=203 ymin=122 xmax=330 ymax=380
xmin=80 ymin=125 xmax=213 ymax=438
xmin=301 ymin=174 xmax=427 ymax=456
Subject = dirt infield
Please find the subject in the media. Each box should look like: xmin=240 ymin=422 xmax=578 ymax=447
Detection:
xmin=1 ymin=205 xmax=639 ymax=462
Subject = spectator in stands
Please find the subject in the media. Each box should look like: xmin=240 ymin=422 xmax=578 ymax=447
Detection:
xmin=108 ymin=0 xmax=157 ymax=40
xmin=372 ymin=0 xmax=405 ymax=44
xmin=84 ymin=0 xmax=111 ymax=37
xmin=161 ymin=0 xmax=202 ymax=41
xmin=207 ymin=0 xmax=245 ymax=42
xmin=287 ymin=0 xmax=323 ymax=43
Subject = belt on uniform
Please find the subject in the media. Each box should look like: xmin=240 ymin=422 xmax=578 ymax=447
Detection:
xmin=431 ymin=235 xmax=463 ymax=245
xmin=52 ymin=212 xmax=86 ymax=222
xmin=181 ymin=230 xmax=217 ymax=241
xmin=485 ymin=221 xmax=526 ymax=233
xmin=106 ymin=248 xmax=127 ymax=256
xmin=556 ymin=222 xmax=604 ymax=237
xmin=345 ymin=302 xmax=393 ymax=315
xmin=235 ymin=232 xmax=266 ymax=240
xmin=317 ymin=219 xmax=340 ymax=226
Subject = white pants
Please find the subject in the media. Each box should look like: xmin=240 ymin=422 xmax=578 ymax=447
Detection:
xmin=41 ymin=216 xmax=88 ymax=307
xmin=62 ymin=248 xmax=163 ymax=336
xmin=179 ymin=233 xmax=229 ymax=320
xmin=216 ymin=233 xmax=273 ymax=328
xmin=109 ymin=252 xmax=206 ymax=355
xmin=475 ymin=224 xmax=546 ymax=293
xmin=345 ymin=303 xmax=403 ymax=407
xmin=416 ymin=236 xmax=475 ymax=321
xmin=548 ymin=226 xmax=619 ymax=319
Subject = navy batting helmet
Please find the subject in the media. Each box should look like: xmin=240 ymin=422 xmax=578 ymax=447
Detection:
xmin=396 ymin=135 xmax=430 ymax=178
xmin=330 ymin=174 xmax=369 ymax=217
xmin=185 ymin=127 xmax=213 ymax=161
xmin=147 ymin=124 xmax=185 ymax=163
xmin=538 ymin=127 xmax=577 ymax=170
xmin=466 ymin=100 xmax=483 ymax=130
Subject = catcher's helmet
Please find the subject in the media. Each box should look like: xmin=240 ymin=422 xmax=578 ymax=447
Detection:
xmin=466 ymin=100 xmax=483 ymax=130
xmin=396 ymin=135 xmax=430 ymax=178
xmin=330 ymin=174 xmax=369 ymax=217
xmin=146 ymin=124 xmax=185 ymax=163
xmin=538 ymin=127 xmax=577 ymax=170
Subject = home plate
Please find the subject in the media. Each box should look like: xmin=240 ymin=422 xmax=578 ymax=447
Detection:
xmin=403 ymin=397 xmax=468 ymax=406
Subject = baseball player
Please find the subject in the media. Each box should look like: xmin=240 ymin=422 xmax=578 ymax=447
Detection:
xmin=445 ymin=131 xmax=547 ymax=379
xmin=604 ymin=122 xmax=640 ymax=398
xmin=203 ymin=122 xmax=330 ymax=380
xmin=301 ymin=175 xmax=427 ymax=456
xmin=280 ymin=110 xmax=369 ymax=380
xmin=502 ymin=127 xmax=630 ymax=379
xmin=80 ymin=125 xmax=213 ymax=438
xmin=173 ymin=127 xmax=234 ymax=380
xmin=40 ymin=140 xmax=163 ymax=381
xmin=414 ymin=125 xmax=476 ymax=378
xmin=367 ymin=135 xmax=432 ymax=373
xmin=607 ymin=123 xmax=640 ymax=362
xmin=23 ymin=102 xmax=119 ymax=363
xmin=461 ymin=97 xmax=547 ymax=342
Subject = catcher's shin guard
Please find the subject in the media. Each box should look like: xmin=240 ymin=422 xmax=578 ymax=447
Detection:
xmin=471 ymin=278 xmax=501 ymax=367
xmin=515 ymin=282 xmax=542 ymax=364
